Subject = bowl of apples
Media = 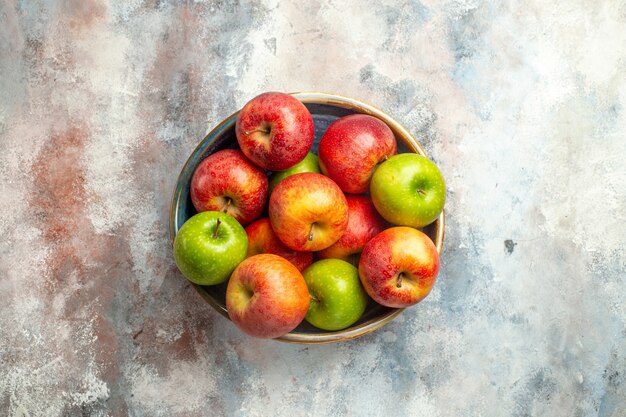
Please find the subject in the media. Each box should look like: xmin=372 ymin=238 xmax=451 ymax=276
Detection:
xmin=169 ymin=92 xmax=445 ymax=344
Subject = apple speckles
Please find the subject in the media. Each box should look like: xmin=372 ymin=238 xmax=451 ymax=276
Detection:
xmin=226 ymin=254 xmax=309 ymax=338
xmin=191 ymin=150 xmax=268 ymax=226
xmin=318 ymin=195 xmax=388 ymax=260
xmin=359 ymin=227 xmax=439 ymax=308
xmin=319 ymin=114 xmax=398 ymax=194
xmin=236 ymin=92 xmax=314 ymax=171
xmin=371 ymin=153 xmax=445 ymax=228
xmin=269 ymin=172 xmax=348 ymax=252
xmin=174 ymin=211 xmax=248 ymax=286
xmin=245 ymin=218 xmax=313 ymax=271
xmin=302 ymin=259 xmax=367 ymax=330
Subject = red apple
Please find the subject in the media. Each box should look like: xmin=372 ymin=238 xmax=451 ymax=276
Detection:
xmin=190 ymin=149 xmax=268 ymax=226
xmin=235 ymin=92 xmax=314 ymax=171
xmin=269 ymin=172 xmax=348 ymax=251
xmin=318 ymin=114 xmax=397 ymax=194
xmin=226 ymin=254 xmax=310 ymax=339
xmin=318 ymin=195 xmax=388 ymax=262
xmin=245 ymin=218 xmax=313 ymax=272
xmin=359 ymin=227 xmax=439 ymax=308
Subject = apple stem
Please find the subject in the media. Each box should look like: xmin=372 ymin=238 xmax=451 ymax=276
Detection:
xmin=308 ymin=223 xmax=315 ymax=241
xmin=223 ymin=197 xmax=232 ymax=213
xmin=244 ymin=127 xmax=271 ymax=135
xmin=416 ymin=189 xmax=426 ymax=196
xmin=310 ymin=293 xmax=320 ymax=303
xmin=212 ymin=219 xmax=222 ymax=239
xmin=396 ymin=272 xmax=404 ymax=288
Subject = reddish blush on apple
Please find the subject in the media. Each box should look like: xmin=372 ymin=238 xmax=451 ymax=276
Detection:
xmin=226 ymin=254 xmax=310 ymax=339
xmin=318 ymin=114 xmax=397 ymax=194
xmin=269 ymin=172 xmax=348 ymax=252
xmin=318 ymin=195 xmax=388 ymax=263
xmin=236 ymin=92 xmax=314 ymax=171
xmin=245 ymin=218 xmax=313 ymax=272
xmin=190 ymin=149 xmax=267 ymax=226
xmin=359 ymin=227 xmax=439 ymax=308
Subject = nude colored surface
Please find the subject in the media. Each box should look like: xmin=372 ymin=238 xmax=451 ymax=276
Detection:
xmin=1 ymin=1 xmax=624 ymax=416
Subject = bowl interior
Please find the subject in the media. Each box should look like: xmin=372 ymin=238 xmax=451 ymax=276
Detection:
xmin=170 ymin=93 xmax=444 ymax=343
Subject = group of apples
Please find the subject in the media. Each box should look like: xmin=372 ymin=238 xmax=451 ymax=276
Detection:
xmin=173 ymin=92 xmax=446 ymax=339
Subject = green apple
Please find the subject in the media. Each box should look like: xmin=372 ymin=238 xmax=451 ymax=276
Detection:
xmin=370 ymin=153 xmax=445 ymax=228
xmin=173 ymin=211 xmax=248 ymax=286
xmin=302 ymin=259 xmax=368 ymax=331
xmin=269 ymin=152 xmax=320 ymax=193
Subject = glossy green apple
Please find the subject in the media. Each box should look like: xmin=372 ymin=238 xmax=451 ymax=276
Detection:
xmin=370 ymin=153 xmax=445 ymax=228
xmin=173 ymin=211 xmax=248 ymax=285
xmin=302 ymin=259 xmax=368 ymax=331
xmin=269 ymin=152 xmax=320 ymax=193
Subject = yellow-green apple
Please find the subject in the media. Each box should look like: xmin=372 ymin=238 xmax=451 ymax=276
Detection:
xmin=173 ymin=211 xmax=248 ymax=286
xmin=191 ymin=149 xmax=268 ymax=226
xmin=318 ymin=195 xmax=388 ymax=263
xmin=359 ymin=227 xmax=439 ymax=308
xmin=302 ymin=259 xmax=368 ymax=331
xmin=226 ymin=254 xmax=309 ymax=338
xmin=269 ymin=172 xmax=348 ymax=251
xmin=268 ymin=152 xmax=320 ymax=194
xmin=245 ymin=218 xmax=313 ymax=272
xmin=318 ymin=114 xmax=397 ymax=194
xmin=370 ymin=153 xmax=445 ymax=228
xmin=235 ymin=92 xmax=314 ymax=171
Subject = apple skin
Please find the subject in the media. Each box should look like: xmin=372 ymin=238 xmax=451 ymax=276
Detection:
xmin=173 ymin=211 xmax=248 ymax=286
xmin=269 ymin=172 xmax=349 ymax=252
xmin=370 ymin=153 xmax=445 ymax=228
xmin=359 ymin=227 xmax=439 ymax=308
xmin=302 ymin=259 xmax=368 ymax=331
xmin=268 ymin=152 xmax=320 ymax=194
xmin=235 ymin=92 xmax=314 ymax=171
xmin=245 ymin=218 xmax=313 ymax=272
xmin=318 ymin=195 xmax=388 ymax=262
xmin=226 ymin=254 xmax=310 ymax=339
xmin=318 ymin=114 xmax=397 ymax=194
xmin=191 ymin=149 xmax=268 ymax=226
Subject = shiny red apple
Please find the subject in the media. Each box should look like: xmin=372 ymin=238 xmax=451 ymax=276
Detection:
xmin=226 ymin=254 xmax=310 ymax=339
xmin=190 ymin=149 xmax=268 ymax=226
xmin=359 ymin=227 xmax=439 ymax=308
xmin=269 ymin=172 xmax=348 ymax=251
xmin=318 ymin=195 xmax=388 ymax=263
xmin=318 ymin=114 xmax=397 ymax=194
xmin=235 ymin=92 xmax=314 ymax=171
xmin=245 ymin=218 xmax=313 ymax=272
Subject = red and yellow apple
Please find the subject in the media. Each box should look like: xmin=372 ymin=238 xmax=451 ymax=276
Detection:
xmin=318 ymin=114 xmax=397 ymax=194
xmin=226 ymin=254 xmax=310 ymax=339
xmin=318 ymin=195 xmax=388 ymax=263
xmin=190 ymin=149 xmax=268 ymax=226
xmin=245 ymin=218 xmax=313 ymax=272
xmin=235 ymin=92 xmax=314 ymax=171
xmin=269 ymin=172 xmax=348 ymax=251
xmin=359 ymin=227 xmax=439 ymax=308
